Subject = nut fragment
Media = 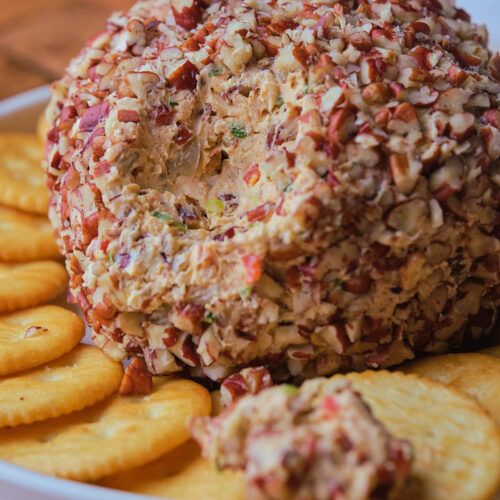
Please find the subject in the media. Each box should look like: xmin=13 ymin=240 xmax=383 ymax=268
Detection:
xmin=430 ymin=157 xmax=464 ymax=201
xmin=386 ymin=199 xmax=428 ymax=235
xmin=125 ymin=71 xmax=160 ymax=98
xmin=362 ymin=83 xmax=390 ymax=104
xmin=167 ymin=60 xmax=199 ymax=91
xmin=220 ymin=366 xmax=273 ymax=407
xmin=449 ymin=113 xmax=475 ymax=142
xmin=119 ymin=357 xmax=153 ymax=395
xmin=389 ymin=153 xmax=422 ymax=194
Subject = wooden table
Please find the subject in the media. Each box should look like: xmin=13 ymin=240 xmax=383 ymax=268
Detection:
xmin=0 ymin=0 xmax=133 ymax=99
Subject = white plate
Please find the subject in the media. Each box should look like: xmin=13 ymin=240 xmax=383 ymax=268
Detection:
xmin=0 ymin=3 xmax=498 ymax=497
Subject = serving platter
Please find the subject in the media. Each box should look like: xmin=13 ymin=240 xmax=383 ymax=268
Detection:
xmin=0 ymin=1 xmax=498 ymax=498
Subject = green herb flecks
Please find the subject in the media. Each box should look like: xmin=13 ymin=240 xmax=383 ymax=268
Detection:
xmin=230 ymin=124 xmax=248 ymax=139
xmin=169 ymin=99 xmax=178 ymax=107
xmin=239 ymin=285 xmax=253 ymax=300
xmin=107 ymin=252 xmax=115 ymax=266
xmin=205 ymin=197 xmax=224 ymax=217
xmin=277 ymin=96 xmax=285 ymax=108
xmin=208 ymin=67 xmax=222 ymax=77
xmin=203 ymin=311 xmax=217 ymax=324
xmin=281 ymin=384 xmax=299 ymax=396
xmin=152 ymin=211 xmax=187 ymax=232
xmin=332 ymin=278 xmax=345 ymax=289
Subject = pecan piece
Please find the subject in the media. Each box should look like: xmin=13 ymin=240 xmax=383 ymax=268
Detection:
xmin=119 ymin=357 xmax=153 ymax=396
xmin=220 ymin=366 xmax=273 ymax=407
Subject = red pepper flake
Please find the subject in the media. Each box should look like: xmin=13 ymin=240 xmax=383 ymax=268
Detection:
xmin=243 ymin=164 xmax=261 ymax=186
xmin=117 ymin=109 xmax=140 ymax=123
xmin=322 ymin=395 xmax=339 ymax=417
xmin=246 ymin=202 xmax=275 ymax=222
xmin=242 ymin=254 xmax=263 ymax=284
xmin=174 ymin=124 xmax=193 ymax=145
xmin=100 ymin=239 xmax=110 ymax=253
xmin=152 ymin=105 xmax=175 ymax=126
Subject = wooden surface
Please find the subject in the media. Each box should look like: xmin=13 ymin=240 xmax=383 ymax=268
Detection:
xmin=0 ymin=0 xmax=133 ymax=99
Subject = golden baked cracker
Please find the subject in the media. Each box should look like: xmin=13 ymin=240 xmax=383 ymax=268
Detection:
xmin=0 ymin=377 xmax=211 ymax=481
xmin=101 ymin=440 xmax=245 ymax=500
xmin=0 ymin=261 xmax=67 ymax=312
xmin=36 ymin=111 xmax=50 ymax=144
xmin=0 ymin=206 xmax=60 ymax=262
xmin=0 ymin=133 xmax=48 ymax=214
xmin=0 ymin=305 xmax=83 ymax=376
xmin=0 ymin=344 xmax=123 ymax=427
xmin=401 ymin=353 xmax=500 ymax=427
xmin=480 ymin=346 xmax=500 ymax=358
xmin=340 ymin=371 xmax=500 ymax=500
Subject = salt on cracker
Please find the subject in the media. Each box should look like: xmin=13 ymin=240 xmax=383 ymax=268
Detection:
xmin=0 ymin=305 xmax=83 ymax=376
xmin=0 ymin=206 xmax=59 ymax=262
xmin=101 ymin=440 xmax=245 ymax=500
xmin=0 ymin=377 xmax=211 ymax=481
xmin=340 ymin=371 xmax=500 ymax=500
xmin=0 ymin=133 xmax=48 ymax=214
xmin=401 ymin=353 xmax=500 ymax=427
xmin=0 ymin=344 xmax=122 ymax=427
xmin=0 ymin=261 xmax=67 ymax=312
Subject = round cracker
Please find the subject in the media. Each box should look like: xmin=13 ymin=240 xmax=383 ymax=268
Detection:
xmin=340 ymin=371 xmax=500 ymax=500
xmin=101 ymin=440 xmax=245 ymax=499
xmin=0 ymin=377 xmax=211 ymax=481
xmin=0 ymin=305 xmax=84 ymax=376
xmin=0 ymin=344 xmax=123 ymax=427
xmin=480 ymin=345 xmax=500 ymax=358
xmin=0 ymin=261 xmax=67 ymax=312
xmin=0 ymin=206 xmax=60 ymax=262
xmin=0 ymin=133 xmax=48 ymax=214
xmin=36 ymin=112 xmax=50 ymax=144
xmin=401 ymin=353 xmax=500 ymax=427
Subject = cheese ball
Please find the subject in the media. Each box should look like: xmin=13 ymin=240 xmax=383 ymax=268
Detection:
xmin=45 ymin=0 xmax=500 ymax=381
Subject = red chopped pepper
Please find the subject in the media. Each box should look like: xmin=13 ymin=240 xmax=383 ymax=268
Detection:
xmin=243 ymin=164 xmax=261 ymax=186
xmin=322 ymin=395 xmax=340 ymax=417
xmin=242 ymin=254 xmax=263 ymax=284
